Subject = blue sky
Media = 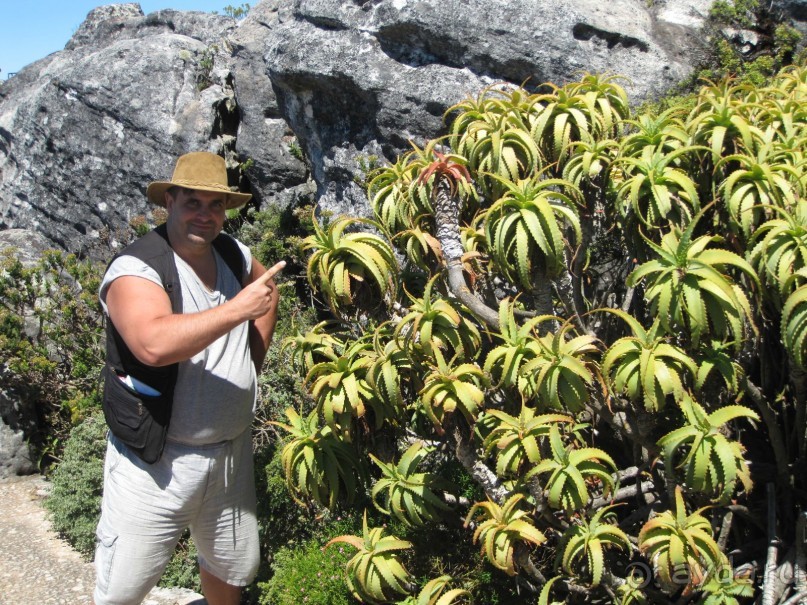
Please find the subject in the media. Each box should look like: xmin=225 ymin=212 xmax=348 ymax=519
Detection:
xmin=0 ymin=1 xmax=238 ymax=77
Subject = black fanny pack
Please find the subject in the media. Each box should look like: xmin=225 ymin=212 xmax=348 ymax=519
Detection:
xmin=101 ymin=364 xmax=172 ymax=464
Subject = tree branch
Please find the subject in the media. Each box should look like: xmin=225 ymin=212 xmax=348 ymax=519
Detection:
xmin=450 ymin=424 xmax=509 ymax=504
xmin=591 ymin=480 xmax=656 ymax=510
xmin=446 ymin=259 xmax=500 ymax=329
xmin=762 ymin=483 xmax=780 ymax=605
xmin=744 ymin=377 xmax=789 ymax=480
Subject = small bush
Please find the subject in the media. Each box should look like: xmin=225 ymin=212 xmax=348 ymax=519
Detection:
xmin=44 ymin=413 xmax=108 ymax=558
xmin=0 ymin=247 xmax=107 ymax=465
xmin=159 ymin=531 xmax=200 ymax=592
xmin=257 ymin=533 xmax=353 ymax=605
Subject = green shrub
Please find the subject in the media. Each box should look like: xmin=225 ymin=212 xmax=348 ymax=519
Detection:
xmin=699 ymin=0 xmax=804 ymax=84
xmin=257 ymin=534 xmax=353 ymax=605
xmin=44 ymin=413 xmax=107 ymax=558
xmin=158 ymin=531 xmax=200 ymax=592
xmin=0 ymin=247 xmax=106 ymax=464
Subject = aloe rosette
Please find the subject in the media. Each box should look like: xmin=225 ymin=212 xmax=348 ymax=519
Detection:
xmin=638 ymin=487 xmax=726 ymax=591
xmin=658 ymin=394 xmax=758 ymax=502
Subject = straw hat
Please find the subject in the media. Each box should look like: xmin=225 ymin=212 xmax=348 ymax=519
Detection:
xmin=146 ymin=152 xmax=252 ymax=209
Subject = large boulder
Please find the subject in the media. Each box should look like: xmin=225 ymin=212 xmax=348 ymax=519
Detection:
xmin=0 ymin=3 xmax=308 ymax=256
xmin=0 ymin=368 xmax=37 ymax=478
xmin=264 ymin=0 xmax=717 ymax=215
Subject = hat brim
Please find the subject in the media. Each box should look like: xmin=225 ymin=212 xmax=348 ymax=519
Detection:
xmin=146 ymin=181 xmax=252 ymax=210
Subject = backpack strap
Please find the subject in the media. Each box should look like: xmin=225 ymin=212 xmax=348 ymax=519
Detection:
xmin=104 ymin=224 xmax=180 ymax=393
xmin=212 ymin=232 xmax=246 ymax=285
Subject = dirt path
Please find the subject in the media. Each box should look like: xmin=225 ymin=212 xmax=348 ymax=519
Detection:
xmin=0 ymin=474 xmax=206 ymax=605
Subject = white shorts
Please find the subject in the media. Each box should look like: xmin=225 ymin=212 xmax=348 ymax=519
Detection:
xmin=93 ymin=430 xmax=259 ymax=605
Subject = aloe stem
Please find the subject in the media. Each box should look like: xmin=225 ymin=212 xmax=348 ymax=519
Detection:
xmin=744 ymin=377 xmax=789 ymax=480
xmin=762 ymin=483 xmax=779 ymax=605
xmin=432 ymin=173 xmax=501 ymax=329
xmin=450 ymin=424 xmax=508 ymax=504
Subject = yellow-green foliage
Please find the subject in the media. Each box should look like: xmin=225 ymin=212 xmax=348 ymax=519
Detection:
xmin=279 ymin=62 xmax=807 ymax=604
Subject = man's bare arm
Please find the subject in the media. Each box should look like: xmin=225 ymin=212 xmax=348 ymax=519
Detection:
xmin=105 ymin=261 xmax=286 ymax=367
xmin=247 ymin=259 xmax=281 ymax=371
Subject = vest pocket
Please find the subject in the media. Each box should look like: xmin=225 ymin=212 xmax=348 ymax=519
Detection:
xmin=101 ymin=365 xmax=170 ymax=462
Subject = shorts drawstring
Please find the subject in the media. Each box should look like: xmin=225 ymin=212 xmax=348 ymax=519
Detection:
xmin=224 ymin=438 xmax=235 ymax=494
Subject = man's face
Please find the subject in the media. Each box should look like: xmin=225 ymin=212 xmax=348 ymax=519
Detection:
xmin=165 ymin=188 xmax=227 ymax=246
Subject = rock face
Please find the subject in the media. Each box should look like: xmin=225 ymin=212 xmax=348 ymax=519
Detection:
xmin=3 ymin=0 xmax=807 ymax=246
xmin=0 ymin=0 xmax=732 ymax=253
xmin=0 ymin=2 xmax=308 ymax=256
xmin=0 ymin=370 xmax=37 ymax=478
xmin=265 ymin=0 xmax=720 ymax=214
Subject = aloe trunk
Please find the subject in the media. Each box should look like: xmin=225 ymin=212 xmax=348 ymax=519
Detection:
xmin=433 ymin=174 xmax=500 ymax=329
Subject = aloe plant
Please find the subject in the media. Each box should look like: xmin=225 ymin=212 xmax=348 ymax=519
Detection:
xmin=370 ymin=442 xmax=454 ymax=527
xmin=693 ymin=338 xmax=744 ymax=395
xmin=748 ymin=200 xmax=807 ymax=304
xmin=270 ymin=408 xmax=366 ymax=508
xmin=698 ymin=572 xmax=755 ymax=605
xmin=530 ymin=83 xmax=597 ymax=166
xmin=638 ymin=486 xmax=726 ymax=591
xmin=275 ymin=68 xmax=807 ymax=605
xmin=482 ymin=173 xmax=582 ymax=283
xmin=537 ymin=576 xmax=566 ymax=605
xmin=557 ymin=505 xmax=631 ymax=586
xmin=281 ymin=319 xmax=345 ymax=374
xmin=305 ymin=337 xmax=387 ymax=437
xmin=483 ymin=299 xmax=554 ymax=400
xmin=326 ymin=512 xmax=415 ymax=604
xmin=687 ymin=79 xmax=761 ymax=161
xmin=781 ymin=282 xmax=807 ymax=367
xmin=566 ymin=72 xmax=630 ymax=140
xmin=367 ymin=327 xmax=413 ymax=416
xmin=716 ymin=144 xmax=802 ymax=239
xmin=563 ymin=138 xmax=619 ymax=188
xmin=369 ymin=150 xmax=428 ymax=234
xmin=464 ymin=493 xmax=547 ymax=575
xmin=465 ymin=117 xmax=542 ymax=198
xmin=482 ymin=405 xmax=572 ymax=477
xmin=394 ymin=276 xmax=481 ymax=361
xmin=615 ymin=571 xmax=649 ymax=605
xmin=394 ymin=224 xmax=444 ymax=273
xmin=304 ymin=215 xmax=398 ymax=311
xmin=519 ymin=320 xmax=599 ymax=413
xmin=602 ymin=310 xmax=698 ymax=412
xmin=396 ymin=575 xmax=472 ymax=605
xmin=658 ymin=394 xmax=758 ymax=502
xmin=418 ymin=348 xmax=487 ymax=430
xmin=526 ymin=424 xmax=617 ymax=512
xmin=613 ymin=146 xmax=701 ymax=230
xmin=627 ymin=216 xmax=759 ymax=348
xmin=620 ymin=106 xmax=689 ymax=158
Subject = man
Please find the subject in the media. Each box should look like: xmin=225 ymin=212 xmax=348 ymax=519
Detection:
xmin=94 ymin=151 xmax=285 ymax=605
